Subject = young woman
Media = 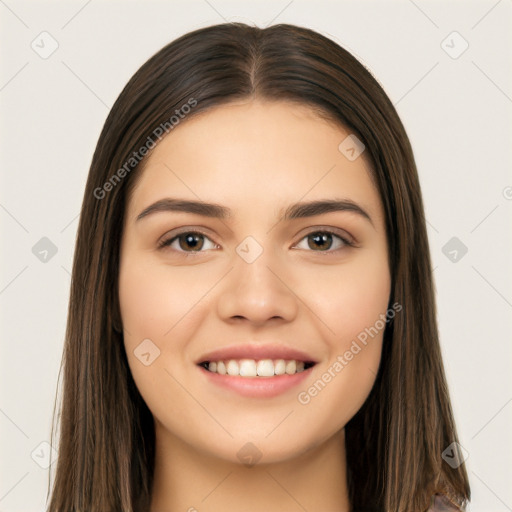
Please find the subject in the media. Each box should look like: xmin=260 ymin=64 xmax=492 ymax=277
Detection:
xmin=47 ymin=22 xmax=470 ymax=512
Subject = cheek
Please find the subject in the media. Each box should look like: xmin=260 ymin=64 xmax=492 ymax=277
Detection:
xmin=301 ymin=249 xmax=391 ymax=346
xmin=117 ymin=256 xmax=218 ymax=408
xmin=339 ymin=260 xmax=391 ymax=344
xmin=117 ymin=256 xmax=188 ymax=383
xmin=292 ymin=251 xmax=390 ymax=421
xmin=118 ymin=257 xmax=192 ymax=418
xmin=118 ymin=256 xmax=202 ymax=343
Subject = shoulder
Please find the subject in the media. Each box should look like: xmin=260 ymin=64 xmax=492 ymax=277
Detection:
xmin=427 ymin=493 xmax=465 ymax=512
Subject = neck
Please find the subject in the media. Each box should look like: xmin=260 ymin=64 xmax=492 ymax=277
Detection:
xmin=150 ymin=425 xmax=350 ymax=512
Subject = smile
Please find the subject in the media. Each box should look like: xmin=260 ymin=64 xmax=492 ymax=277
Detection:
xmin=198 ymin=358 xmax=316 ymax=377
xmin=197 ymin=359 xmax=317 ymax=398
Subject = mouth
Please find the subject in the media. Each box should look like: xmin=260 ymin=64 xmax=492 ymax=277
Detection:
xmin=198 ymin=358 xmax=317 ymax=378
xmin=197 ymin=359 xmax=316 ymax=398
xmin=194 ymin=343 xmax=318 ymax=397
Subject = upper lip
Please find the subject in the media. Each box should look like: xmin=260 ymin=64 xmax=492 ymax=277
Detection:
xmin=196 ymin=343 xmax=318 ymax=364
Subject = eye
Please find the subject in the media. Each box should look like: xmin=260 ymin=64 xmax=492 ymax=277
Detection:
xmin=293 ymin=230 xmax=354 ymax=253
xmin=158 ymin=230 xmax=218 ymax=254
xmin=158 ymin=228 xmax=354 ymax=256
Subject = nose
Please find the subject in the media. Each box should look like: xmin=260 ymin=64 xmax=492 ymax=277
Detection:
xmin=216 ymin=244 xmax=299 ymax=327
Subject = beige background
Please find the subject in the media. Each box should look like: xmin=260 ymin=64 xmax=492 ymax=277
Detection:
xmin=1 ymin=0 xmax=511 ymax=510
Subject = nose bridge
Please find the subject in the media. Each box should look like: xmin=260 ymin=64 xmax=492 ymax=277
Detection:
xmin=235 ymin=235 xmax=278 ymax=292
xmin=216 ymin=234 xmax=298 ymax=324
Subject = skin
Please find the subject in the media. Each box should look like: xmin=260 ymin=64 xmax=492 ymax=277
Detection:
xmin=118 ymin=99 xmax=391 ymax=512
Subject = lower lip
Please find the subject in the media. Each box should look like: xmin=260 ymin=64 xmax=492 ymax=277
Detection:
xmin=198 ymin=365 xmax=314 ymax=398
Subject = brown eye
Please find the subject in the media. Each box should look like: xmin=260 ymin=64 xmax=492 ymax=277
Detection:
xmin=308 ymin=232 xmax=334 ymax=250
xmin=158 ymin=231 xmax=217 ymax=253
xmin=295 ymin=230 xmax=353 ymax=252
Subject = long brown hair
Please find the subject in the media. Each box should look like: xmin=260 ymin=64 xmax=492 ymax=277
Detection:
xmin=47 ymin=22 xmax=470 ymax=511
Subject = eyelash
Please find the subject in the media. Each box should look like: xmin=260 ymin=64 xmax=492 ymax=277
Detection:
xmin=157 ymin=228 xmax=355 ymax=256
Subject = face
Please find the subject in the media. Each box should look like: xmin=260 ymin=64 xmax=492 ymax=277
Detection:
xmin=118 ymin=99 xmax=391 ymax=465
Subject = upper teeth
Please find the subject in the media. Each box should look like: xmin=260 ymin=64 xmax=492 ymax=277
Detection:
xmin=205 ymin=359 xmax=307 ymax=377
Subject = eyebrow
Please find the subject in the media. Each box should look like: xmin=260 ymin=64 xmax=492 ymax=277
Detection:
xmin=135 ymin=197 xmax=373 ymax=226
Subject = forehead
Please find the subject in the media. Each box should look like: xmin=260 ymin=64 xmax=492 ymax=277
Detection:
xmin=125 ymin=99 xmax=382 ymax=225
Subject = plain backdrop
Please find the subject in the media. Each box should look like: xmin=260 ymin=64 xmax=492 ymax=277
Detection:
xmin=1 ymin=1 xmax=511 ymax=510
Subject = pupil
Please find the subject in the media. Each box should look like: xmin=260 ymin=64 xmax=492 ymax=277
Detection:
xmin=310 ymin=232 xmax=331 ymax=250
xmin=181 ymin=233 xmax=203 ymax=251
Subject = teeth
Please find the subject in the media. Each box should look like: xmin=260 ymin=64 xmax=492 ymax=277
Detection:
xmin=257 ymin=359 xmax=274 ymax=377
xmin=226 ymin=360 xmax=240 ymax=376
xmin=202 ymin=358 xmax=311 ymax=377
xmin=274 ymin=359 xmax=286 ymax=375
xmin=285 ymin=360 xmax=296 ymax=374
xmin=240 ymin=359 xmax=257 ymax=377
